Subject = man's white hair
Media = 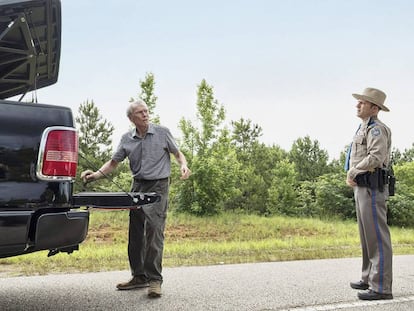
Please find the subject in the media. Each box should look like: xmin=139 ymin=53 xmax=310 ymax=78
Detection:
xmin=127 ymin=99 xmax=147 ymax=118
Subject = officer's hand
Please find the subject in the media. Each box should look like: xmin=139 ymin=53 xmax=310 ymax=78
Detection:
xmin=346 ymin=177 xmax=357 ymax=187
xmin=81 ymin=170 xmax=95 ymax=183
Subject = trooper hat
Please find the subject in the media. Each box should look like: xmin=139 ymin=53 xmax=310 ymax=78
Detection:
xmin=352 ymin=87 xmax=389 ymax=112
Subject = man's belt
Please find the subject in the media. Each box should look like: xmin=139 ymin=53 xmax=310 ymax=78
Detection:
xmin=134 ymin=177 xmax=169 ymax=183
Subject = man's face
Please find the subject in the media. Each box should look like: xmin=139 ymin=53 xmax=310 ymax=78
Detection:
xmin=129 ymin=104 xmax=149 ymax=127
xmin=356 ymin=100 xmax=378 ymax=120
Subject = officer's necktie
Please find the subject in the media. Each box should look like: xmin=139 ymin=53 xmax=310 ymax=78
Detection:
xmin=344 ymin=144 xmax=351 ymax=172
xmin=344 ymin=124 xmax=361 ymax=172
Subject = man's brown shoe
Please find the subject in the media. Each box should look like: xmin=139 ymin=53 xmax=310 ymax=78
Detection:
xmin=116 ymin=276 xmax=149 ymax=290
xmin=148 ymin=280 xmax=162 ymax=298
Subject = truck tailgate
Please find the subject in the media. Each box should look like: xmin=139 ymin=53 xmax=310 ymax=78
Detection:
xmin=72 ymin=192 xmax=160 ymax=209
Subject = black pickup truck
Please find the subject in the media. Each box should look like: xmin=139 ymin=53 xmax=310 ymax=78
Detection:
xmin=0 ymin=0 xmax=158 ymax=259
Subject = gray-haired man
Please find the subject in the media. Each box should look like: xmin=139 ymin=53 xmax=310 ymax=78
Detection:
xmin=82 ymin=99 xmax=191 ymax=298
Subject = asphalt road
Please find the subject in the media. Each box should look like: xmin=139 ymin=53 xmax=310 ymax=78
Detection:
xmin=0 ymin=255 xmax=413 ymax=311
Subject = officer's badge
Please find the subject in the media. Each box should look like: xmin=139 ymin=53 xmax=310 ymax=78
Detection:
xmin=371 ymin=128 xmax=381 ymax=136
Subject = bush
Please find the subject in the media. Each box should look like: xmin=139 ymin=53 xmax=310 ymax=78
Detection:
xmin=266 ymin=160 xmax=299 ymax=216
xmin=387 ymin=183 xmax=414 ymax=227
xmin=313 ymin=172 xmax=355 ymax=220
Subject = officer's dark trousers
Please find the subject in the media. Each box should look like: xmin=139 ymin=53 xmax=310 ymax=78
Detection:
xmin=128 ymin=178 xmax=169 ymax=282
xmin=354 ymin=185 xmax=393 ymax=294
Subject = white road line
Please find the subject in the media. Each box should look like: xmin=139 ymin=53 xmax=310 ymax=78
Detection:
xmin=278 ymin=295 xmax=414 ymax=311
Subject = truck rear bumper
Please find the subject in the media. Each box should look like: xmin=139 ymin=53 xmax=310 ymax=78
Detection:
xmin=0 ymin=211 xmax=33 ymax=257
xmin=0 ymin=209 xmax=89 ymax=258
xmin=34 ymin=210 xmax=89 ymax=251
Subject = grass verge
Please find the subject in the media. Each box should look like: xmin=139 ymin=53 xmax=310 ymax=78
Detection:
xmin=1 ymin=211 xmax=413 ymax=276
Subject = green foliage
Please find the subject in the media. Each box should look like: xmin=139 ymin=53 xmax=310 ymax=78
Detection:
xmin=387 ymin=162 xmax=414 ymax=227
xmin=394 ymin=161 xmax=414 ymax=189
xmin=195 ymin=79 xmax=226 ymax=154
xmin=400 ymin=143 xmax=414 ymax=163
xmin=295 ymin=181 xmax=320 ymax=217
xmin=174 ymin=147 xmax=241 ymax=215
xmin=289 ymin=136 xmax=330 ymax=181
xmin=75 ymin=100 xmax=114 ymax=192
xmin=255 ymin=144 xmax=288 ymax=184
xmin=276 ymin=171 xmax=354 ymax=220
xmin=388 ymin=183 xmax=414 ymax=227
xmin=131 ymin=72 xmax=160 ymax=124
xmin=229 ymin=120 xmax=285 ymax=214
xmin=231 ymin=118 xmax=263 ymax=159
xmin=328 ymin=146 xmax=347 ymax=172
xmin=232 ymin=141 xmax=289 ymax=215
xmin=225 ymin=164 xmax=268 ymax=214
xmin=311 ymin=172 xmax=355 ymax=220
xmin=176 ymin=79 xmax=238 ymax=215
xmin=391 ymin=147 xmax=403 ymax=165
xmin=266 ymin=159 xmax=299 ymax=216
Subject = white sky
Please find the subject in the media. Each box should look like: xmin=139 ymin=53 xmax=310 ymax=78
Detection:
xmin=23 ymin=0 xmax=414 ymax=159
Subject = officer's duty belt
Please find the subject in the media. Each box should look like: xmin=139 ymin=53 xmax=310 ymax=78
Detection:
xmin=355 ymin=168 xmax=389 ymax=192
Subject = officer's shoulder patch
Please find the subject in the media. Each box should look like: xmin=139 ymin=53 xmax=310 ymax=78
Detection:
xmin=371 ymin=127 xmax=381 ymax=137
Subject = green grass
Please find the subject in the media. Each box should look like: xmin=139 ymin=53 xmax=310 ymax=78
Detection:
xmin=1 ymin=211 xmax=413 ymax=277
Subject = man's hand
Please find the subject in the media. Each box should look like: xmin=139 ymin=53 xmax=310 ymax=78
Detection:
xmin=180 ymin=165 xmax=191 ymax=180
xmin=81 ymin=169 xmax=95 ymax=183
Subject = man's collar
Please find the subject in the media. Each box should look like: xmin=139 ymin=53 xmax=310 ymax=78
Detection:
xmin=361 ymin=115 xmax=378 ymax=128
xmin=131 ymin=123 xmax=154 ymax=138
xmin=147 ymin=123 xmax=155 ymax=134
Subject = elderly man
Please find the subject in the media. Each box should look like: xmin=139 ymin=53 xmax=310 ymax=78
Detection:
xmin=345 ymin=87 xmax=393 ymax=300
xmin=82 ymin=99 xmax=191 ymax=298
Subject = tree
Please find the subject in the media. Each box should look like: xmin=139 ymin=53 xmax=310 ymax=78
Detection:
xmin=175 ymin=79 xmax=240 ymax=215
xmin=388 ymin=184 xmax=414 ymax=227
xmin=75 ymin=100 xmax=115 ymax=192
xmin=390 ymin=147 xmax=402 ymax=165
xmin=231 ymin=118 xmax=263 ymax=161
xmin=266 ymin=159 xmax=299 ymax=216
xmin=328 ymin=145 xmax=348 ymax=173
xmin=393 ymin=161 xmax=414 ymax=189
xmin=399 ymin=144 xmax=414 ymax=163
xmin=130 ymin=72 xmax=160 ymax=124
xmin=289 ymin=136 xmax=330 ymax=181
xmin=387 ymin=156 xmax=414 ymax=227
xmin=227 ymin=119 xmax=270 ymax=213
xmin=228 ymin=134 xmax=287 ymax=214
xmin=312 ymin=172 xmax=355 ymax=220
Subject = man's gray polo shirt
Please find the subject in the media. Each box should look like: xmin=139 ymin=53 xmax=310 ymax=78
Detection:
xmin=112 ymin=123 xmax=179 ymax=180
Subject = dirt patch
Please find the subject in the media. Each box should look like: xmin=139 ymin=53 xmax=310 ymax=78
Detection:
xmin=165 ymin=224 xmax=230 ymax=241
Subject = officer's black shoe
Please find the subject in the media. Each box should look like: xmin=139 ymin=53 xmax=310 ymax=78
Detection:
xmin=350 ymin=280 xmax=369 ymax=290
xmin=357 ymin=290 xmax=393 ymax=300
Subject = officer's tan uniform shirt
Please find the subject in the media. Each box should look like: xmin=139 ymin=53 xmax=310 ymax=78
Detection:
xmin=348 ymin=116 xmax=392 ymax=181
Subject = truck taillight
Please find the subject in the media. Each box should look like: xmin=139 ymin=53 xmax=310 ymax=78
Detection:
xmin=37 ymin=127 xmax=78 ymax=181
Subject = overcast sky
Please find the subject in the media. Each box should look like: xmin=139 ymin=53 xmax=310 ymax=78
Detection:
xmin=26 ymin=0 xmax=414 ymax=159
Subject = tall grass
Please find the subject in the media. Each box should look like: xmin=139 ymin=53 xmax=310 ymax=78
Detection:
xmin=1 ymin=211 xmax=413 ymax=276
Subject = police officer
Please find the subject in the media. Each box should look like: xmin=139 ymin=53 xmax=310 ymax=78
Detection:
xmin=345 ymin=87 xmax=393 ymax=300
xmin=82 ymin=99 xmax=191 ymax=298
